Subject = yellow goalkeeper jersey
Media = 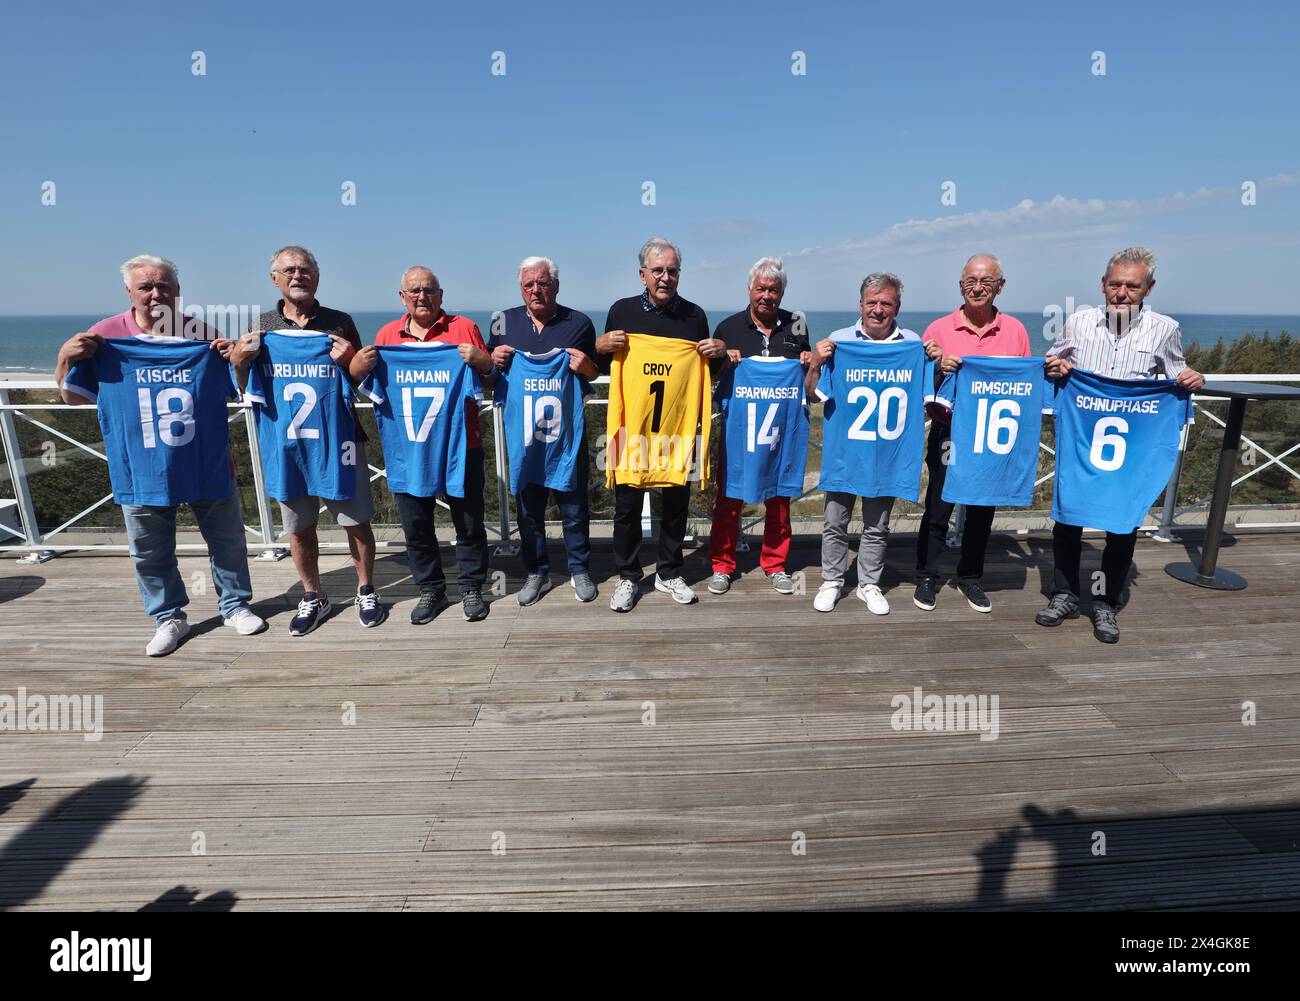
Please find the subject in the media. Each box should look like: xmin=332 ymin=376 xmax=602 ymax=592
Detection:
xmin=605 ymin=333 xmax=712 ymax=488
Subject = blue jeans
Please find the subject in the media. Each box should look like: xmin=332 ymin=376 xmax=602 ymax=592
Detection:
xmin=121 ymin=493 xmax=253 ymax=624
xmin=516 ymin=484 xmax=590 ymax=577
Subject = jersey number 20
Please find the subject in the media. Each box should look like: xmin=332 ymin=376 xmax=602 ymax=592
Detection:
xmin=847 ymin=386 xmax=906 ymax=441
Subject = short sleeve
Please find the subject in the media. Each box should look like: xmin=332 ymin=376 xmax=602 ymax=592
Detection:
xmin=63 ymin=357 xmax=99 ymax=403
xmin=359 ymin=355 xmax=386 ymax=404
xmin=814 ymin=355 xmax=833 ymax=403
xmin=243 ymin=348 xmax=268 ymax=406
xmin=492 ymin=367 xmax=510 ymax=410
xmin=922 ymin=356 xmax=937 ymax=402
xmin=934 ymin=371 xmax=957 ymax=411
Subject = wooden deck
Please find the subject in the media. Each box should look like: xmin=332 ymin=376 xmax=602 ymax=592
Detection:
xmin=2 ymin=527 xmax=1299 ymax=911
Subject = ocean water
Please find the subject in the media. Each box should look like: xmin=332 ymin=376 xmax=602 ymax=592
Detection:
xmin=1 ymin=310 xmax=1295 ymax=375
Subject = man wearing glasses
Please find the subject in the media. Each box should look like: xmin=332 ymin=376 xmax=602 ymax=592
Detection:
xmin=351 ymin=267 xmax=496 ymax=624
xmin=596 ymin=237 xmax=729 ymax=613
xmin=914 ymin=254 xmax=1031 ymax=615
xmin=234 ymin=245 xmax=381 ymax=636
xmin=488 ymin=257 xmax=601 ymax=606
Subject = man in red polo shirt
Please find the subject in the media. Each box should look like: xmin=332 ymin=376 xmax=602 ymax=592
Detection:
xmin=915 ymin=254 xmax=1031 ymax=614
xmin=351 ymin=266 xmax=496 ymax=623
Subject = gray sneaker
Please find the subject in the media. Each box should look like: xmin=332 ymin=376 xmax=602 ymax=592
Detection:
xmin=767 ymin=571 xmax=795 ymax=594
xmin=1090 ymin=602 xmax=1120 ymax=644
xmin=517 ymin=572 xmax=551 ymax=607
xmin=654 ymin=575 xmax=697 ymax=605
xmin=1035 ymin=592 xmax=1080 ymax=627
xmin=609 ymin=578 xmax=639 ymax=613
xmin=707 ymin=572 xmax=731 ymax=594
xmin=570 ymin=572 xmax=598 ymax=602
xmin=462 ymin=588 xmax=489 ymax=622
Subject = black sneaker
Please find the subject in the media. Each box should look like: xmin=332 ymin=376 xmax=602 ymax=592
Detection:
xmin=1035 ymin=592 xmax=1080 ymax=627
xmin=289 ymin=591 xmax=331 ymax=636
xmin=1090 ymin=602 xmax=1120 ymax=644
xmin=913 ymin=578 xmax=937 ymax=611
xmin=462 ymin=588 xmax=489 ymax=622
xmin=356 ymin=585 xmax=386 ymax=628
xmin=956 ymin=579 xmax=992 ymax=613
xmin=410 ymin=590 xmax=449 ymax=625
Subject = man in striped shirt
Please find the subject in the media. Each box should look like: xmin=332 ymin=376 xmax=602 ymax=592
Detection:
xmin=1037 ymin=246 xmax=1205 ymax=643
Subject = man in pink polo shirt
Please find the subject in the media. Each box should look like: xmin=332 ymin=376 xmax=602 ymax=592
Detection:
xmin=915 ymin=254 xmax=1031 ymax=614
xmin=351 ymin=266 xmax=496 ymax=624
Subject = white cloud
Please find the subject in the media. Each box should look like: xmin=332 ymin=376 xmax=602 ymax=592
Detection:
xmin=784 ymin=171 xmax=1300 ymax=261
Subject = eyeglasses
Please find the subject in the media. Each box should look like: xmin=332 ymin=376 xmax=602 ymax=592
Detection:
xmin=402 ymin=287 xmax=442 ymax=297
xmin=960 ymin=277 xmax=1002 ymax=289
xmin=274 ymin=266 xmax=317 ymax=277
xmin=644 ymin=266 xmax=681 ymax=279
xmin=521 ymin=280 xmax=554 ymax=291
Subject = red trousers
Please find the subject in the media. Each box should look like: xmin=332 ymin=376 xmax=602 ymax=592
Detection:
xmin=709 ymin=495 xmax=792 ymax=575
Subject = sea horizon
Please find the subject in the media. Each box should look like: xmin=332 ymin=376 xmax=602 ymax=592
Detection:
xmin=2 ymin=309 xmax=1296 ymax=375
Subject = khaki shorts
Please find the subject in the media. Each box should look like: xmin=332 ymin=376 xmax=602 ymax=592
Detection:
xmin=278 ymin=444 xmax=375 ymax=533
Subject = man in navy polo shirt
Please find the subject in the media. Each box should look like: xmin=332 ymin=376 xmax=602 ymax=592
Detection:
xmin=489 ymin=256 xmax=601 ymax=606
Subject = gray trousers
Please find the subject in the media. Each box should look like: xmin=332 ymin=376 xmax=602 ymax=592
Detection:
xmin=821 ymin=493 xmax=895 ymax=587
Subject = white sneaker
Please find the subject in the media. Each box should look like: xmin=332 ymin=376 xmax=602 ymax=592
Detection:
xmin=857 ymin=583 xmax=890 ymax=615
xmin=654 ymin=575 xmax=698 ymax=604
xmin=813 ymin=582 xmax=842 ymax=613
xmin=146 ymin=617 xmax=190 ymax=657
xmin=224 ymin=607 xmax=267 ymax=636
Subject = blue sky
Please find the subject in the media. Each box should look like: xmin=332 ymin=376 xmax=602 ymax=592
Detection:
xmin=1 ymin=0 xmax=1297 ymax=319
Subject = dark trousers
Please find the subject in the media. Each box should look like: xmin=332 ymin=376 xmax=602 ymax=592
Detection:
xmin=516 ymin=450 xmax=591 ymax=576
xmin=1051 ymin=522 xmax=1137 ymax=607
xmin=394 ymin=448 xmax=488 ymax=594
xmin=916 ymin=423 xmax=996 ymax=582
xmin=613 ymin=483 xmax=690 ymax=581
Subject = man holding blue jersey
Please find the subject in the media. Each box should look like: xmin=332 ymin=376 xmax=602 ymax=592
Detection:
xmin=489 ymin=256 xmax=600 ymax=605
xmin=708 ymin=257 xmax=811 ymax=596
xmin=1038 ymin=247 xmax=1205 ymax=642
xmin=56 ymin=254 xmax=265 ymax=657
xmin=352 ymin=267 xmax=496 ymax=624
xmin=230 ymin=246 xmax=383 ymax=635
xmin=915 ymin=254 xmax=1031 ymax=614
xmin=805 ymin=272 xmax=919 ymax=616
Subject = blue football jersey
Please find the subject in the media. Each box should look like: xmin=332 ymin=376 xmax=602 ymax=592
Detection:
xmin=1050 ymin=369 xmax=1192 ymax=533
xmin=64 ymin=336 xmax=236 ymax=505
xmin=934 ymin=356 xmax=1052 ymax=507
xmin=492 ymin=349 xmax=593 ymax=493
xmin=717 ymin=356 xmax=809 ymax=503
xmin=360 ymin=343 xmax=482 ymax=498
xmin=244 ymin=331 xmax=357 ymax=502
xmin=816 ymin=340 xmax=934 ymax=499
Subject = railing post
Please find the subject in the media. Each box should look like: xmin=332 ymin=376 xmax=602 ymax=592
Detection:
xmin=241 ymin=404 xmax=286 ymax=560
xmin=491 ymin=403 xmax=518 ymax=556
xmin=0 ymin=387 xmax=53 ymax=562
xmin=1152 ymin=421 xmax=1189 ymax=543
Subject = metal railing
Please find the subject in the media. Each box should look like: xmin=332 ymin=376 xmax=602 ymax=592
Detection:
xmin=3 ymin=374 xmax=1299 ymax=560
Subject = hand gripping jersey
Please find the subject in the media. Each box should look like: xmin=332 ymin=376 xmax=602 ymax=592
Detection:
xmin=816 ymin=339 xmax=934 ymax=499
xmin=493 ymin=348 xmax=593 ymax=493
xmin=933 ymin=356 xmax=1052 ymax=507
xmin=1050 ymin=369 xmax=1192 ymax=534
xmin=717 ymin=356 xmax=809 ymax=503
xmin=64 ymin=336 xmax=236 ymax=506
xmin=243 ymin=331 xmax=357 ymax=502
xmin=360 ymin=343 xmax=483 ymax=498
xmin=605 ymin=333 xmax=712 ymax=488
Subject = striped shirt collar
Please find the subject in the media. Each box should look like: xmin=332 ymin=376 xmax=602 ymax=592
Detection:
xmin=853 ymin=319 xmax=905 ymax=342
xmin=640 ymin=288 xmax=681 ymax=315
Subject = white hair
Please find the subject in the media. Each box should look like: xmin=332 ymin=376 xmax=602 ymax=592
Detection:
xmin=859 ymin=271 xmax=903 ymax=301
xmin=1107 ymin=246 xmax=1157 ymax=282
xmin=639 ymin=237 xmax=681 ymax=269
xmin=518 ymin=256 xmax=558 ymax=281
xmin=963 ymin=254 xmax=1003 ymax=278
xmin=120 ymin=254 xmax=178 ymax=286
xmin=748 ymin=256 xmax=787 ymax=293
xmin=269 ymin=245 xmax=319 ymax=273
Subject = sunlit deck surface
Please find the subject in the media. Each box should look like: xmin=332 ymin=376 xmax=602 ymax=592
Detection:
xmin=2 ymin=527 xmax=1299 ymax=912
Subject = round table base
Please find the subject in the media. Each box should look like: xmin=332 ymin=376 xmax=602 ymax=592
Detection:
xmin=1164 ymin=562 xmax=1247 ymax=591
